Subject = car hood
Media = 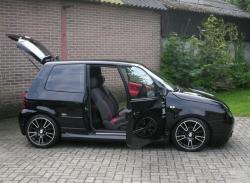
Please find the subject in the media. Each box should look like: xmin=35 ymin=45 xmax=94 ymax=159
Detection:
xmin=171 ymin=88 xmax=223 ymax=106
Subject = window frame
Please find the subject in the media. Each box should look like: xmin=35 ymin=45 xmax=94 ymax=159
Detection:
xmin=87 ymin=64 xmax=129 ymax=105
xmin=87 ymin=64 xmax=130 ymax=131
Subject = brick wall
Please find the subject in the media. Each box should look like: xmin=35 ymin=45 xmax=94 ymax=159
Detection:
xmin=65 ymin=1 xmax=161 ymax=70
xmin=0 ymin=0 xmax=161 ymax=118
xmin=0 ymin=0 xmax=61 ymax=118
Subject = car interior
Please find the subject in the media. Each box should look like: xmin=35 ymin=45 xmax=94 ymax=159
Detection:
xmin=90 ymin=66 xmax=129 ymax=131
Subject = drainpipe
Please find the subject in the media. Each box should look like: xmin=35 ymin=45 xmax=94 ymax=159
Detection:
xmin=61 ymin=5 xmax=68 ymax=60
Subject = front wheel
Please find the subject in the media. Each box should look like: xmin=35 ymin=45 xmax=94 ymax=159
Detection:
xmin=172 ymin=118 xmax=210 ymax=152
xmin=25 ymin=115 xmax=60 ymax=148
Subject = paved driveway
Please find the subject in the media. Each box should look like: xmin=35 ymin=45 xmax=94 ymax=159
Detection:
xmin=0 ymin=117 xmax=250 ymax=183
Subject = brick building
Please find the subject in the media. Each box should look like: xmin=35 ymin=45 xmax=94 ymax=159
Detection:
xmin=0 ymin=0 xmax=166 ymax=118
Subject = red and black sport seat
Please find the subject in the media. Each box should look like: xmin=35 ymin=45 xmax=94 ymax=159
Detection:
xmin=90 ymin=69 xmax=127 ymax=130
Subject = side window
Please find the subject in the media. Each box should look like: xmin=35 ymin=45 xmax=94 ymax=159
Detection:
xmin=121 ymin=66 xmax=156 ymax=98
xmin=46 ymin=64 xmax=85 ymax=93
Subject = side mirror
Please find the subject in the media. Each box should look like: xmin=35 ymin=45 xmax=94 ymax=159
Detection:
xmin=158 ymin=87 xmax=167 ymax=96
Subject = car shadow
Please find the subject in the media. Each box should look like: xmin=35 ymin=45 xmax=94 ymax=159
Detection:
xmin=55 ymin=138 xmax=235 ymax=153
xmin=56 ymin=139 xmax=173 ymax=150
xmin=57 ymin=139 xmax=127 ymax=148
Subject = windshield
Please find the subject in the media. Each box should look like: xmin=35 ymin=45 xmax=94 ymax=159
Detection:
xmin=138 ymin=65 xmax=175 ymax=91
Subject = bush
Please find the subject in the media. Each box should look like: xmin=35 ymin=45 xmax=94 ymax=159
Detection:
xmin=161 ymin=34 xmax=200 ymax=88
xmin=160 ymin=15 xmax=250 ymax=91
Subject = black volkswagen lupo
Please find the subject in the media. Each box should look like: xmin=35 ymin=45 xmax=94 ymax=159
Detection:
xmin=7 ymin=34 xmax=234 ymax=152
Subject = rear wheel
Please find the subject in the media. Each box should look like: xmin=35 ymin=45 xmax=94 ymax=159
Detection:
xmin=172 ymin=118 xmax=210 ymax=152
xmin=25 ymin=115 xmax=60 ymax=148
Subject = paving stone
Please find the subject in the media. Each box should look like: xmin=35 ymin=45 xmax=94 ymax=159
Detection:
xmin=0 ymin=117 xmax=250 ymax=183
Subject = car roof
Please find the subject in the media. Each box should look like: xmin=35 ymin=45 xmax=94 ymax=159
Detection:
xmin=45 ymin=60 xmax=141 ymax=67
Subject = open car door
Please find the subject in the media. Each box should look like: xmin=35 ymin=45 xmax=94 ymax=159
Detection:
xmin=119 ymin=65 xmax=166 ymax=148
xmin=6 ymin=34 xmax=55 ymax=64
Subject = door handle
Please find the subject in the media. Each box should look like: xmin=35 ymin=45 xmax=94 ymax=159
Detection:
xmin=133 ymin=112 xmax=140 ymax=116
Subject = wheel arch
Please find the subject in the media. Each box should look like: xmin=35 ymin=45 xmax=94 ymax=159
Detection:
xmin=23 ymin=110 xmax=61 ymax=134
xmin=24 ymin=111 xmax=61 ymax=148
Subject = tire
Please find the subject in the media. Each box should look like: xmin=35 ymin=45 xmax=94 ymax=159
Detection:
xmin=25 ymin=114 xmax=60 ymax=148
xmin=134 ymin=112 xmax=164 ymax=139
xmin=172 ymin=118 xmax=210 ymax=152
xmin=135 ymin=116 xmax=158 ymax=138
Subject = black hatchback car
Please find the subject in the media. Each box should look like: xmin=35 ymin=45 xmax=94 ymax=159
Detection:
xmin=7 ymin=34 xmax=234 ymax=152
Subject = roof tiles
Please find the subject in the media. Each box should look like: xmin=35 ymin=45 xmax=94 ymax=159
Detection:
xmin=93 ymin=0 xmax=167 ymax=10
xmin=161 ymin=0 xmax=250 ymax=19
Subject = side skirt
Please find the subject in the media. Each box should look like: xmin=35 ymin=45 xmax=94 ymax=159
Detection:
xmin=61 ymin=132 xmax=126 ymax=141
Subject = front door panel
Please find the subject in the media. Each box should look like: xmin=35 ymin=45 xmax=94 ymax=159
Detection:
xmin=119 ymin=65 xmax=166 ymax=148
xmin=126 ymin=97 xmax=166 ymax=148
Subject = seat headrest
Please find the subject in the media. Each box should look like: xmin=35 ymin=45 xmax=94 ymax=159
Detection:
xmin=90 ymin=67 xmax=101 ymax=77
xmin=90 ymin=75 xmax=105 ymax=89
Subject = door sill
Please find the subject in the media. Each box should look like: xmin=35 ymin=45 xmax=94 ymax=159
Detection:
xmin=95 ymin=129 xmax=126 ymax=136
xmin=61 ymin=131 xmax=126 ymax=141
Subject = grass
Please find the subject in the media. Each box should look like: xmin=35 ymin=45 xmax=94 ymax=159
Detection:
xmin=216 ymin=89 xmax=250 ymax=117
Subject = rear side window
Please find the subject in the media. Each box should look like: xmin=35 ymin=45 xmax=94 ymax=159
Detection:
xmin=46 ymin=64 xmax=85 ymax=93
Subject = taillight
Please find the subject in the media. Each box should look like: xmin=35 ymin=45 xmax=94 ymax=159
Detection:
xmin=22 ymin=91 xmax=28 ymax=109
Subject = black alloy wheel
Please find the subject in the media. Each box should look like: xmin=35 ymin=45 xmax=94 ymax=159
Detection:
xmin=134 ymin=117 xmax=158 ymax=138
xmin=172 ymin=118 xmax=210 ymax=152
xmin=26 ymin=115 xmax=59 ymax=148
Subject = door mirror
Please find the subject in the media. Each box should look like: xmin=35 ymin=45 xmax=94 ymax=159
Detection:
xmin=158 ymin=87 xmax=167 ymax=96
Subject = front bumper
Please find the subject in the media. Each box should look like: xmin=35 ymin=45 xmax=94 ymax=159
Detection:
xmin=210 ymin=115 xmax=234 ymax=146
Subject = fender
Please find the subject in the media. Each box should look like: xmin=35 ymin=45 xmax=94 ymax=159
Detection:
xmin=166 ymin=107 xmax=208 ymax=131
xmin=19 ymin=106 xmax=57 ymax=135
